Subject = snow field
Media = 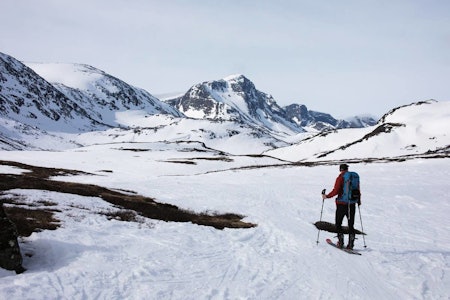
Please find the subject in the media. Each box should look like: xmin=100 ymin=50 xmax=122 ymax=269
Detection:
xmin=0 ymin=146 xmax=449 ymax=299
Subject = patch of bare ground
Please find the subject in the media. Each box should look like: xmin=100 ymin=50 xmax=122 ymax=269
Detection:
xmin=162 ymin=156 xmax=234 ymax=165
xmin=1 ymin=196 xmax=61 ymax=237
xmin=0 ymin=160 xmax=256 ymax=237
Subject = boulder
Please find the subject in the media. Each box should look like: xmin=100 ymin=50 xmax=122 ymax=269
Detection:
xmin=0 ymin=204 xmax=26 ymax=274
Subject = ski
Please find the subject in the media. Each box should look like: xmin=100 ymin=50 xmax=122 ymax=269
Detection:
xmin=326 ymin=238 xmax=361 ymax=255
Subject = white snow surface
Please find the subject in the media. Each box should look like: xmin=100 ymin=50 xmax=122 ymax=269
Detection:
xmin=0 ymin=142 xmax=449 ymax=299
xmin=0 ymin=165 xmax=30 ymax=175
xmin=75 ymin=114 xmax=290 ymax=155
xmin=25 ymin=63 xmax=105 ymax=90
xmin=23 ymin=61 xmax=182 ymax=127
xmin=177 ymin=75 xmax=301 ymax=136
xmin=265 ymin=100 xmax=450 ymax=162
xmin=0 ymin=117 xmax=82 ymax=151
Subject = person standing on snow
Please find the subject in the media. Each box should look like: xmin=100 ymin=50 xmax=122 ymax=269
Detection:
xmin=322 ymin=163 xmax=361 ymax=249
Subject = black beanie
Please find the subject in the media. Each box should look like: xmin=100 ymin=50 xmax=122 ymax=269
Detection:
xmin=339 ymin=164 xmax=349 ymax=171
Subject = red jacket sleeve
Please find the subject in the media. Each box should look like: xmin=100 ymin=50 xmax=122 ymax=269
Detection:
xmin=326 ymin=173 xmax=344 ymax=199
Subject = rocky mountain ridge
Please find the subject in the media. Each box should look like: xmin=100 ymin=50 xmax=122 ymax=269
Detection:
xmin=26 ymin=62 xmax=184 ymax=125
xmin=283 ymin=104 xmax=376 ymax=130
xmin=1 ymin=51 xmax=376 ymax=137
xmin=166 ymin=74 xmax=302 ymax=135
xmin=166 ymin=74 xmax=377 ymax=133
xmin=4 ymin=51 xmax=440 ymax=158
xmin=265 ymin=99 xmax=449 ymax=162
xmin=0 ymin=53 xmax=105 ymax=133
xmin=1 ymin=52 xmax=184 ymax=135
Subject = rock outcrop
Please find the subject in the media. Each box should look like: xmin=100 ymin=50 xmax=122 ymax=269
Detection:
xmin=0 ymin=203 xmax=25 ymax=274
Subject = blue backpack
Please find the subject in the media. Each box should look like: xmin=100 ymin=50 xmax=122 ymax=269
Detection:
xmin=341 ymin=171 xmax=361 ymax=204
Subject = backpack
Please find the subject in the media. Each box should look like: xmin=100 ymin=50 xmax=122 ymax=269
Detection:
xmin=341 ymin=171 xmax=361 ymax=204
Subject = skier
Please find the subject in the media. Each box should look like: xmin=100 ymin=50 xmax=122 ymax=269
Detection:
xmin=322 ymin=163 xmax=361 ymax=249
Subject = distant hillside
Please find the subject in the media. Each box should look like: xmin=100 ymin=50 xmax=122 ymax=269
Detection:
xmin=165 ymin=75 xmax=376 ymax=135
xmin=0 ymin=52 xmax=105 ymax=133
xmin=283 ymin=104 xmax=376 ymax=131
xmin=1 ymin=52 xmax=446 ymax=159
xmin=166 ymin=74 xmax=303 ymax=136
xmin=265 ymin=100 xmax=450 ymax=162
xmin=25 ymin=62 xmax=184 ymax=126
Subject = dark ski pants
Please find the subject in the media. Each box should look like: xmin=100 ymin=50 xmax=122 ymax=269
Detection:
xmin=335 ymin=203 xmax=355 ymax=235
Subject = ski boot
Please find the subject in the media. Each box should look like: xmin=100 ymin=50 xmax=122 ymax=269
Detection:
xmin=347 ymin=234 xmax=355 ymax=250
xmin=337 ymin=233 xmax=344 ymax=248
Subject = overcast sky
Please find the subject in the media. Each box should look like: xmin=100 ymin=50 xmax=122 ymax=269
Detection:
xmin=1 ymin=0 xmax=449 ymax=118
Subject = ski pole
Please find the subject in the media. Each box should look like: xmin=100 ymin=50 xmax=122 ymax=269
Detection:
xmin=358 ymin=204 xmax=367 ymax=248
xmin=316 ymin=189 xmax=326 ymax=245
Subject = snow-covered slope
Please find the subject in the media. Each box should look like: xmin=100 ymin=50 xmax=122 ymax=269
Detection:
xmin=1 ymin=52 xmax=382 ymax=153
xmin=265 ymin=100 xmax=450 ymax=162
xmin=1 ymin=52 xmax=448 ymax=161
xmin=0 ymin=117 xmax=81 ymax=150
xmin=0 ymin=143 xmax=449 ymax=299
xmin=343 ymin=114 xmax=378 ymax=128
xmin=166 ymin=75 xmax=377 ymax=135
xmin=284 ymin=103 xmax=377 ymax=131
xmin=0 ymin=52 xmax=106 ymax=133
xmin=166 ymin=74 xmax=303 ymax=135
xmin=74 ymin=112 xmax=291 ymax=155
xmin=25 ymin=62 xmax=184 ymax=126
xmin=0 ymin=54 xmax=295 ymax=153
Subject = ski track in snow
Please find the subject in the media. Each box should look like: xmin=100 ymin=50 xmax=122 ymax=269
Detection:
xmin=0 ymin=146 xmax=449 ymax=299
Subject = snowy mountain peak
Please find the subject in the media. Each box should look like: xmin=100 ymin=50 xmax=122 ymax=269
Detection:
xmin=166 ymin=75 xmax=302 ymax=135
xmin=166 ymin=74 xmax=376 ymax=134
xmin=378 ymin=99 xmax=438 ymax=124
xmin=266 ymin=100 xmax=450 ymax=162
xmin=222 ymin=74 xmax=257 ymax=95
xmin=25 ymin=62 xmax=107 ymax=90
xmin=284 ymin=103 xmax=377 ymax=131
xmin=1 ymin=51 xmax=184 ymax=140
xmin=0 ymin=52 xmax=106 ymax=133
xmin=25 ymin=61 xmax=184 ymax=126
xmin=223 ymin=74 xmax=246 ymax=81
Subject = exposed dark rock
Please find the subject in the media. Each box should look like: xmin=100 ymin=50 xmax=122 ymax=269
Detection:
xmin=0 ymin=204 xmax=26 ymax=274
xmin=167 ymin=75 xmax=302 ymax=133
xmin=0 ymin=52 xmax=104 ymax=132
xmin=316 ymin=122 xmax=405 ymax=158
xmin=378 ymin=100 xmax=436 ymax=124
xmin=167 ymin=75 xmax=376 ymax=134
xmin=0 ymin=52 xmax=183 ymax=135
xmin=284 ymin=103 xmax=377 ymax=130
